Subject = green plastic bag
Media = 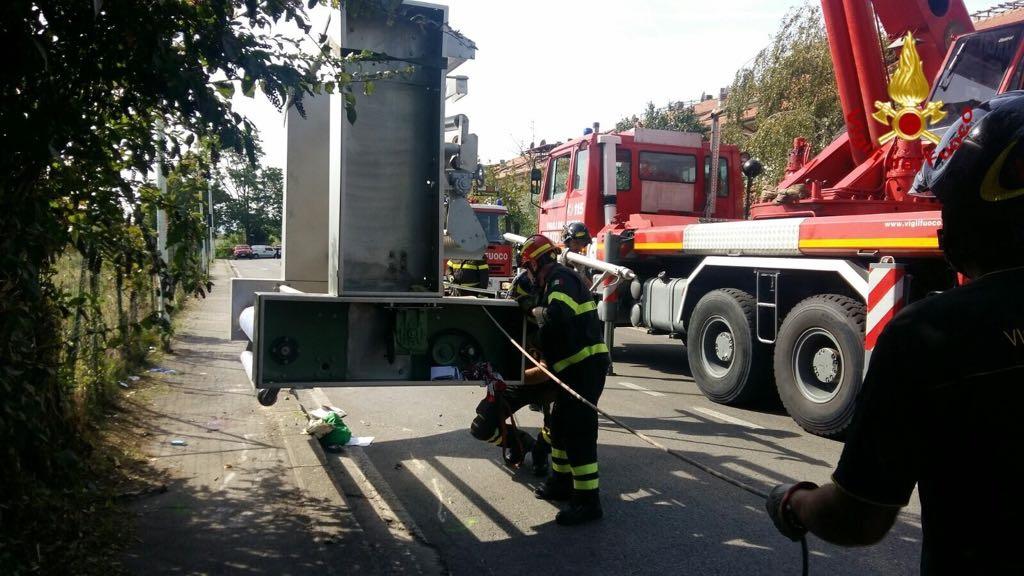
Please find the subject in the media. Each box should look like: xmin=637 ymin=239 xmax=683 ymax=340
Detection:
xmin=321 ymin=412 xmax=352 ymax=446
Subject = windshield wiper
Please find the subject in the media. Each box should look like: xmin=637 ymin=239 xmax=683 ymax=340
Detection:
xmin=939 ymin=43 xmax=966 ymax=91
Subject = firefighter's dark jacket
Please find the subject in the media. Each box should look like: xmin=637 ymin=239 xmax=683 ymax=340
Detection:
xmin=448 ymin=259 xmax=489 ymax=288
xmin=538 ymin=264 xmax=608 ymax=374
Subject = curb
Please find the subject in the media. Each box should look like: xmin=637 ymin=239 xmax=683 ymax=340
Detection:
xmin=222 ymin=257 xmax=443 ymax=572
xmin=292 ymin=388 xmax=446 ymax=574
xmin=305 ymin=388 xmax=430 ymax=544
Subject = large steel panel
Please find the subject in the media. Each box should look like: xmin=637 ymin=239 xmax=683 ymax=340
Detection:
xmin=253 ymin=293 xmax=524 ymax=388
xmin=329 ymin=3 xmax=446 ymax=296
xmin=282 ymin=92 xmax=330 ymax=291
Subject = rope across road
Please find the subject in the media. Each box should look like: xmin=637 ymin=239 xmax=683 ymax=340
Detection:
xmin=481 ymin=307 xmax=811 ymax=575
xmin=480 ymin=307 xmax=769 ymax=501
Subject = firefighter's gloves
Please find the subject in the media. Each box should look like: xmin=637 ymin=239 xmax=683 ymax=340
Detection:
xmin=531 ymin=306 xmax=547 ymax=326
xmin=766 ymin=481 xmax=818 ymax=541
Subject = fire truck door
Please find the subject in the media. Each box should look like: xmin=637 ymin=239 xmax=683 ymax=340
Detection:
xmin=539 ymin=153 xmax=571 ymax=237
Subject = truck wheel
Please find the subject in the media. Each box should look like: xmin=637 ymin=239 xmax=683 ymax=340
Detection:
xmin=773 ymin=295 xmax=865 ymax=438
xmin=686 ymin=289 xmax=771 ymax=405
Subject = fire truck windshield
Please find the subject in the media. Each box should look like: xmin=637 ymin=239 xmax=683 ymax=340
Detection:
xmin=475 ymin=211 xmax=505 ymax=244
xmin=931 ymin=25 xmax=1023 ymax=129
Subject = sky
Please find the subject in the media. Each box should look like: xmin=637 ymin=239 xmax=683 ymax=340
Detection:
xmin=231 ymin=0 xmax=999 ymax=169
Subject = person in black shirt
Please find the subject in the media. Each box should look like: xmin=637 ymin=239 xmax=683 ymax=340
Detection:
xmin=519 ymin=234 xmax=609 ymax=526
xmin=766 ymin=92 xmax=1024 ymax=574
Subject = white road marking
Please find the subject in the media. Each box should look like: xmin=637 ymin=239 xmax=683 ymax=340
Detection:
xmin=723 ymin=538 xmax=772 ymax=550
xmin=691 ymin=406 xmax=763 ymax=429
xmin=618 ymin=381 xmax=666 ymax=397
xmin=431 ymin=477 xmax=447 ymax=523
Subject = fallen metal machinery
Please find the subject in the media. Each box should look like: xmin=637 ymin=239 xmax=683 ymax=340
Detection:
xmin=229 ymin=2 xmax=525 ymax=404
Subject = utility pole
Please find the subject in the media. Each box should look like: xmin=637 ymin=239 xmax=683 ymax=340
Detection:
xmin=208 ymin=178 xmax=215 ymax=268
xmin=155 ymin=119 xmax=168 ymax=319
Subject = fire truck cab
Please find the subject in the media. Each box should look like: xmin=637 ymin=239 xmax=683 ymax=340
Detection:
xmin=536 ymin=127 xmax=746 ymax=242
xmin=471 ymin=203 xmax=514 ymax=293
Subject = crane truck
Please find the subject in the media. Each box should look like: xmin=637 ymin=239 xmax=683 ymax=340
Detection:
xmin=530 ymin=0 xmax=1022 ymax=437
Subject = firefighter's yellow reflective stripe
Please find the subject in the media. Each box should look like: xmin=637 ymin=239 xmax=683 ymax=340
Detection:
xmin=540 ymin=427 xmax=551 ymax=443
xmin=551 ymin=447 xmax=568 ymax=459
xmin=527 ymin=241 xmax=555 ymax=259
xmin=573 ymin=478 xmax=599 ymax=490
xmin=552 ymin=461 xmax=572 ymax=473
xmin=486 ymin=430 xmax=500 ymax=443
xmin=515 ymin=284 xmax=530 ymax=296
xmin=572 ymin=463 xmax=598 ymax=476
xmin=449 ymin=261 xmax=490 ymax=270
xmin=552 ymin=343 xmax=609 ymax=372
xmin=547 ymin=291 xmax=597 ymax=315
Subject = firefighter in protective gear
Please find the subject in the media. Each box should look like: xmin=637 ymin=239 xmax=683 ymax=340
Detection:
xmin=520 ymin=234 xmax=609 ymax=526
xmin=766 ymin=93 xmax=1024 ymax=574
xmin=558 ymin=221 xmax=594 ymax=290
xmin=468 ymin=270 xmax=555 ymax=476
xmin=446 ymin=258 xmax=489 ymax=296
xmin=561 ymin=221 xmax=592 ymax=254
xmin=913 ymin=92 xmax=1024 ymax=278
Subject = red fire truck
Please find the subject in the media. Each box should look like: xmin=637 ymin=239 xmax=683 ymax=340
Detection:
xmin=534 ymin=0 xmax=1020 ymax=437
xmin=472 ymin=203 xmax=515 ymax=293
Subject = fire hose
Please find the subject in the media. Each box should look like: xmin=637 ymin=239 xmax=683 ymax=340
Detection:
xmin=481 ymin=307 xmax=810 ymax=576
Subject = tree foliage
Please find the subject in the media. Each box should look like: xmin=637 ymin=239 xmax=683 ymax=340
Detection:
xmin=0 ymin=0 xmax=397 ymax=570
xmin=213 ymin=152 xmax=284 ymax=245
xmin=721 ymin=3 xmax=845 ymax=192
xmin=615 ymin=101 xmax=708 ymax=135
xmin=481 ymin=164 xmax=537 ymax=236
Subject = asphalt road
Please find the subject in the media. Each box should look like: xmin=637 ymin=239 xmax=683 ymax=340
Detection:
xmin=230 ymin=258 xmax=924 ymax=575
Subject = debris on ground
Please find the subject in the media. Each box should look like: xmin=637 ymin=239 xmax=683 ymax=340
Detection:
xmin=147 ymin=367 xmax=177 ymax=374
xmin=118 ymin=381 xmax=130 ymax=389
xmin=170 ymin=439 xmax=188 ymax=446
xmin=128 ymin=375 xmax=141 ymax=382
xmin=309 ymin=405 xmax=347 ymax=419
xmin=305 ymin=411 xmax=351 ymax=446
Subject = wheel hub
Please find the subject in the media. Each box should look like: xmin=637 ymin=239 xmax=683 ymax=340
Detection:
xmin=700 ymin=316 xmax=736 ymax=379
xmin=811 ymin=348 xmax=840 ymax=384
xmin=714 ymin=333 xmax=734 ymax=362
xmin=792 ymin=328 xmax=844 ymax=404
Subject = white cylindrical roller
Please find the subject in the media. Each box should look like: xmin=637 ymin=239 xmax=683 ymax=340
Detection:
xmin=503 ymin=232 xmax=636 ymax=280
xmin=239 ymin=306 xmax=255 ymax=342
xmin=240 ymin=350 xmax=254 ymax=384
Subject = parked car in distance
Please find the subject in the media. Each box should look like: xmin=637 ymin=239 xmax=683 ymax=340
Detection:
xmin=250 ymin=245 xmax=278 ymax=259
xmin=232 ymin=245 xmax=253 ymax=259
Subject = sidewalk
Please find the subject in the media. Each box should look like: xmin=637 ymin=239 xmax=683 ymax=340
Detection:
xmin=121 ymin=261 xmax=438 ymax=575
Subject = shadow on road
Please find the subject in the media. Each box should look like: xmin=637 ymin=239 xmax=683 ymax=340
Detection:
xmin=352 ymin=421 xmax=923 ymax=576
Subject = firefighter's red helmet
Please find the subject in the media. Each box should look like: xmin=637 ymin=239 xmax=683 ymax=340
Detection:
xmin=519 ymin=234 xmax=557 ymax=267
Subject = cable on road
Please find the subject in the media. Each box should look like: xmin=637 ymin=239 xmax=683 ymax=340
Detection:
xmin=482 ymin=308 xmax=769 ymax=499
xmin=482 ymin=308 xmax=810 ymax=576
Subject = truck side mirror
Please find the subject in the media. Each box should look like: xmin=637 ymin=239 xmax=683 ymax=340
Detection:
xmin=474 ymin=163 xmax=485 ymax=187
xmin=741 ymin=158 xmax=764 ymax=180
xmin=530 ymin=168 xmax=542 ymax=196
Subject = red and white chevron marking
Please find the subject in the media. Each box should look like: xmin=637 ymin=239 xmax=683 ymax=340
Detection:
xmin=865 ymin=265 xmax=906 ymax=351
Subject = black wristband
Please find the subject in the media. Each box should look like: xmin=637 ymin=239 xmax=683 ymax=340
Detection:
xmin=782 ymin=481 xmax=819 ymax=532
